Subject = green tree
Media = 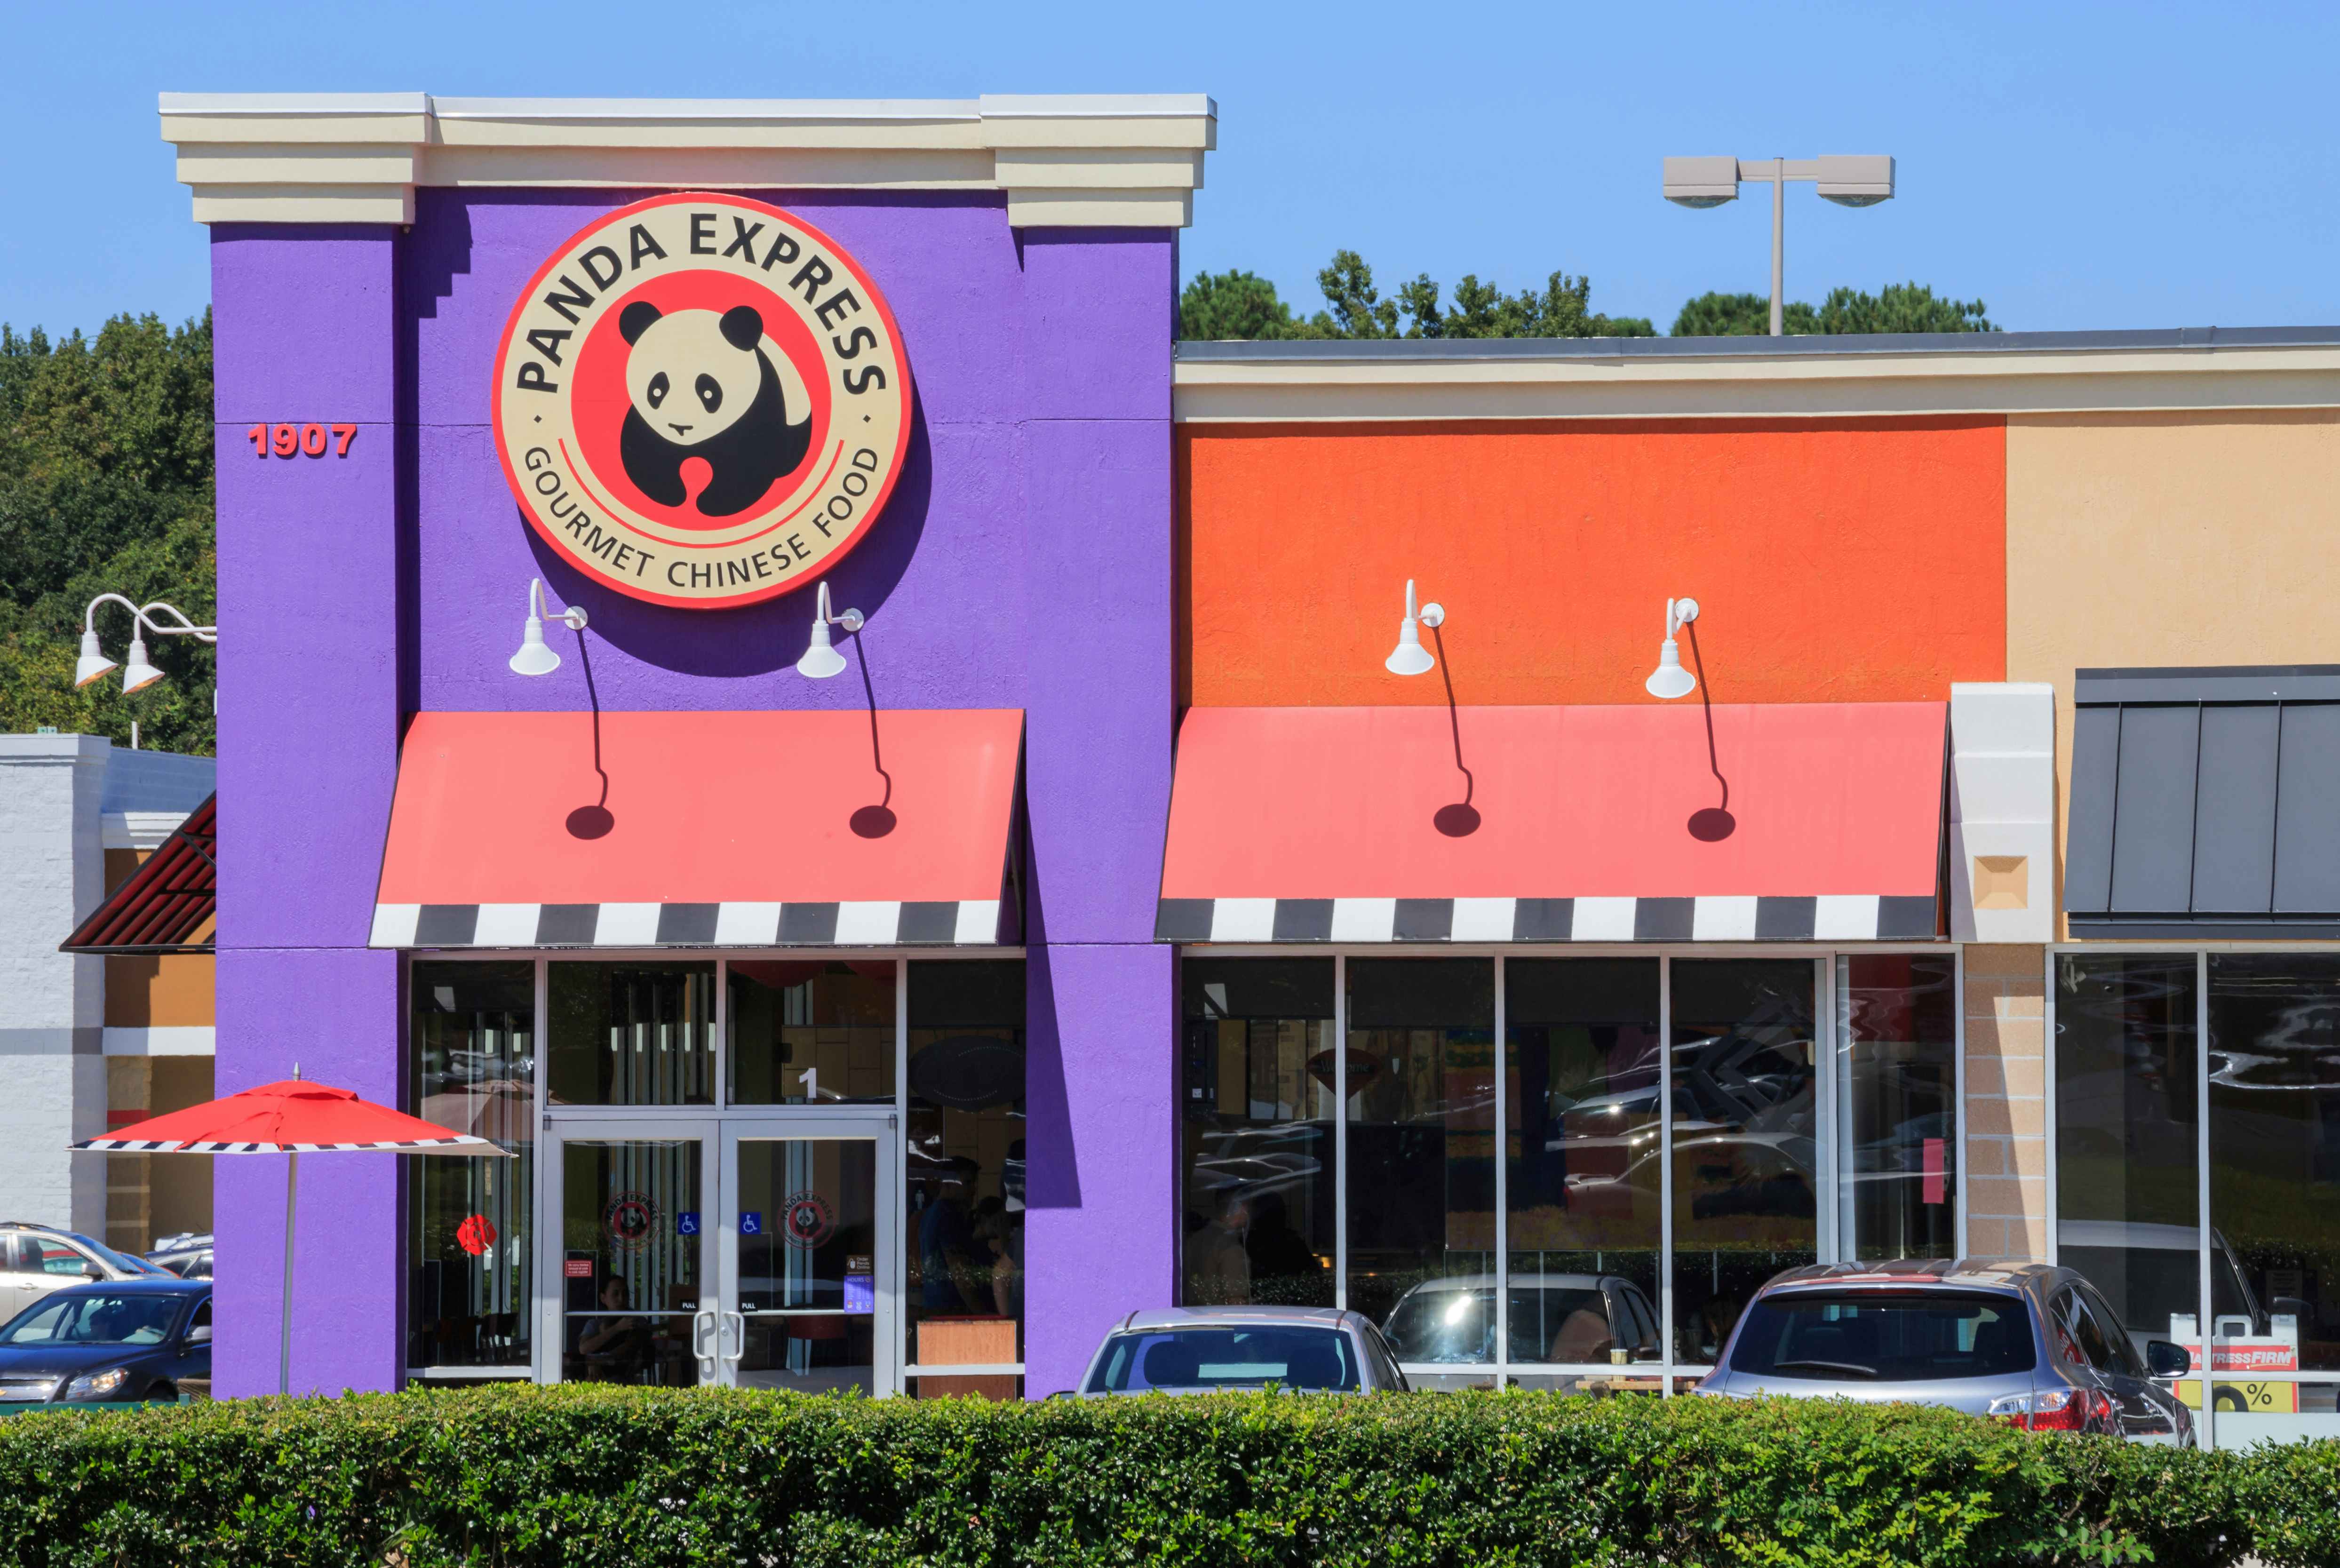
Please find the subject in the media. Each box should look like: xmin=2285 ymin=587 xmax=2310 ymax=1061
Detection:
xmin=1180 ymin=250 xmax=1653 ymax=341
xmin=0 ymin=312 xmax=216 ymax=755
xmin=1672 ymin=283 xmax=1995 ymax=336
xmin=1177 ymin=270 xmax=1301 ymax=341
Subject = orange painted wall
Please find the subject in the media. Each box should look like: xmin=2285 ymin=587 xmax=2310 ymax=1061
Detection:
xmin=1178 ymin=418 xmax=2007 ymax=708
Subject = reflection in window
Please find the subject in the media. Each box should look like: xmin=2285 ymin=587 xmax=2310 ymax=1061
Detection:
xmin=547 ymin=963 xmax=715 ymax=1106
xmin=1505 ymin=959 xmax=1663 ymax=1365
xmin=2210 ymin=955 xmax=2340 ymax=1422
xmin=1179 ymin=960 xmax=1335 ymax=1309
xmin=2054 ymin=955 xmax=2200 ymax=1346
xmin=1347 ymin=959 xmax=1496 ymax=1346
xmin=409 ymin=961 xmax=533 ymax=1370
xmin=1837 ymin=954 xmax=1958 ymax=1260
xmin=906 ymin=961 xmax=1024 ymax=1396
xmin=1671 ymin=960 xmax=1818 ymax=1364
xmin=559 ymin=1138 xmax=701 ymax=1385
xmin=728 ymin=960 xmax=895 ymax=1105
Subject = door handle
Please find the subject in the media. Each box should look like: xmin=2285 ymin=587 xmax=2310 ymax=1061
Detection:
xmin=693 ymin=1307 xmax=718 ymax=1382
xmin=722 ymin=1310 xmax=747 ymax=1365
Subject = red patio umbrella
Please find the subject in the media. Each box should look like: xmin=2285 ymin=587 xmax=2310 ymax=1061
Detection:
xmin=71 ymin=1068 xmax=510 ymax=1394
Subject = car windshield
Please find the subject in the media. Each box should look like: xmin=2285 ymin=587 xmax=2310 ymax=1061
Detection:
xmin=1381 ymin=1286 xmax=1627 ymax=1363
xmin=67 ymin=1234 xmax=167 ymax=1277
xmin=1085 ymin=1327 xmax=1360 ymax=1393
xmin=1730 ymin=1291 xmax=2036 ymax=1382
xmin=0 ymin=1292 xmax=184 ymax=1346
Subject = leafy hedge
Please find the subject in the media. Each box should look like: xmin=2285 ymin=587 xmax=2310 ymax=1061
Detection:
xmin=1 ymin=1385 xmax=2336 ymax=1567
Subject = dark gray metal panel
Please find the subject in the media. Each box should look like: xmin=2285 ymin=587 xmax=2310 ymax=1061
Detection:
xmin=1175 ymin=325 xmax=2340 ymax=361
xmin=2107 ymin=705 xmax=2201 ymax=914
xmin=2064 ymin=705 xmax=2122 ymax=915
xmin=2274 ymin=705 xmax=2340 ymax=913
xmin=2077 ymin=667 xmax=2340 ymax=704
xmin=2190 ymin=704 xmax=2282 ymax=912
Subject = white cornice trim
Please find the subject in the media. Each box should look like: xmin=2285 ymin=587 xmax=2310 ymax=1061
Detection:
xmin=1172 ymin=344 xmax=2340 ymax=422
xmin=102 ymin=812 xmax=190 ymax=851
xmin=160 ymin=92 xmax=1215 ymax=228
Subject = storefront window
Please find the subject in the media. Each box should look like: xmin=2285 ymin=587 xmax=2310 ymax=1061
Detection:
xmin=547 ymin=962 xmax=716 ymax=1106
xmin=409 ymin=961 xmax=533 ymax=1370
xmin=1670 ymin=959 xmax=1818 ymax=1364
xmin=1504 ymin=958 xmax=1663 ymax=1382
xmin=906 ymin=961 xmax=1025 ymax=1396
xmin=1347 ymin=959 xmax=1496 ymax=1355
xmin=728 ymin=960 xmax=895 ymax=1104
xmin=559 ymin=1137 xmax=702 ymax=1385
xmin=2054 ymin=955 xmax=2200 ymax=1346
xmin=2208 ymin=955 xmax=2340 ymax=1438
xmin=1179 ymin=959 xmax=1336 ymax=1309
xmin=1837 ymin=954 xmax=1958 ymax=1260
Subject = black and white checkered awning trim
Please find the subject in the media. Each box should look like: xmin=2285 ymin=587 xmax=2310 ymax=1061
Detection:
xmin=1155 ymin=894 xmax=1939 ymax=944
xmin=370 ymin=899 xmax=1005 ymax=949
xmin=70 ymin=1135 xmax=495 ymax=1153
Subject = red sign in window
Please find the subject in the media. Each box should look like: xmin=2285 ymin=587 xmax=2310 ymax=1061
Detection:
xmin=564 ymin=1258 xmax=594 ymax=1279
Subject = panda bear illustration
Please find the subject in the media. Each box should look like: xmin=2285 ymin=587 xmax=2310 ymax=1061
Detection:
xmin=618 ymin=301 xmax=812 ymax=517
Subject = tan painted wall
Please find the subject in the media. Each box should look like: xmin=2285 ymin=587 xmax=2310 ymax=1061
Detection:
xmin=99 ymin=845 xmax=215 ymax=1027
xmin=1963 ymin=945 xmax=2047 ymax=1260
xmin=2006 ymin=411 xmax=2340 ymax=928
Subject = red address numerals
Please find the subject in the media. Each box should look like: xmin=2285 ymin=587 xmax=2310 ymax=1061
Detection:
xmin=246 ymin=423 xmax=358 ymax=459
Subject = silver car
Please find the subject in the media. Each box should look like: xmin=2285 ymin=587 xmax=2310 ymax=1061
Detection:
xmin=1071 ymin=1306 xmax=1410 ymax=1396
xmin=1698 ymin=1259 xmax=2196 ymax=1444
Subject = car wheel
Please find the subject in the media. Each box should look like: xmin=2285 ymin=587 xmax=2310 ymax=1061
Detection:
xmin=146 ymin=1382 xmax=176 ymax=1403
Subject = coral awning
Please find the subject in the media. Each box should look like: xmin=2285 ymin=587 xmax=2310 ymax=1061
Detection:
xmin=60 ymin=794 xmax=216 ymax=955
xmin=1156 ymin=703 xmax=1945 ymax=943
xmin=371 ymin=710 xmax=1021 ymax=949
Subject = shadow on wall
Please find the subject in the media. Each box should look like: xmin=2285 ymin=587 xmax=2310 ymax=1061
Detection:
xmin=521 ymin=394 xmax=933 ymax=678
xmin=1020 ymin=858 xmax=1081 ymax=1212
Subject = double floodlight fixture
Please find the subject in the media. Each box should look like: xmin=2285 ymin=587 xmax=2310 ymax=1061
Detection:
xmin=509 ymin=579 xmax=589 ymax=677
xmin=1384 ymin=579 xmax=1446 ymax=677
xmin=75 ymin=594 xmax=216 ymax=696
xmin=795 ymin=581 xmax=864 ymax=680
xmin=1646 ymin=597 xmax=1702 ymax=700
xmin=1662 ymin=154 xmax=1896 ymax=335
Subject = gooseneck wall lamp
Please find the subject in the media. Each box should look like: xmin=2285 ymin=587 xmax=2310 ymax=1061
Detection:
xmin=509 ymin=579 xmax=589 ymax=677
xmin=1385 ymin=579 xmax=1446 ymax=677
xmin=796 ymin=581 xmax=864 ymax=680
xmin=1646 ymin=597 xmax=1702 ymax=699
xmin=75 ymin=593 xmax=216 ymax=696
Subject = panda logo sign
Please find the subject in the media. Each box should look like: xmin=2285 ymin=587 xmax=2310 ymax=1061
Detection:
xmin=492 ymin=193 xmax=912 ymax=608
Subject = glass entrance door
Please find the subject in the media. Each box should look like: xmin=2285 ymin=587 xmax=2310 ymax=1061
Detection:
xmin=542 ymin=1116 xmax=896 ymax=1391
xmin=548 ymin=1122 xmax=714 ymax=1386
xmin=719 ymin=1118 xmax=897 ymax=1394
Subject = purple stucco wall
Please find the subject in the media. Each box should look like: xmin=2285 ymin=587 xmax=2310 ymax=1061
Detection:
xmin=212 ymin=226 xmax=406 ymax=1395
xmin=211 ymin=190 xmax=1177 ymax=1395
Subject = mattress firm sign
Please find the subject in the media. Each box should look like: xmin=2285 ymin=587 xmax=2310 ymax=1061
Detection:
xmin=492 ymin=193 xmax=912 ymax=608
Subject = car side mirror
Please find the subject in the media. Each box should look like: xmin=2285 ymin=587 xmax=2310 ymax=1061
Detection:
xmin=184 ymin=1323 xmax=212 ymax=1346
xmin=80 ymin=1263 xmax=104 ymax=1281
xmin=2145 ymin=1338 xmax=2190 ymax=1378
xmin=2272 ymin=1297 xmax=2315 ymax=1323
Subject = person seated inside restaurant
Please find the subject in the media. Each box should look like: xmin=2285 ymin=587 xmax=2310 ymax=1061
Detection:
xmin=576 ymin=1275 xmax=648 ymax=1382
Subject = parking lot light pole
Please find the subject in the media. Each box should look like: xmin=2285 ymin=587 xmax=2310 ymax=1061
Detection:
xmin=1661 ymin=155 xmax=1896 ymax=335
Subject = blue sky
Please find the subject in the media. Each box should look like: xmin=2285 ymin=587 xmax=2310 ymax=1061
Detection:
xmin=6 ymin=0 xmax=2336 ymax=337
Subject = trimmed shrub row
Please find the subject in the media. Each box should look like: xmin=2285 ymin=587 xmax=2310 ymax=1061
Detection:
xmin=1 ymin=1384 xmax=2336 ymax=1567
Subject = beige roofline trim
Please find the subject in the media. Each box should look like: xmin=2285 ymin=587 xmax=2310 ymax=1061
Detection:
xmin=1172 ymin=345 xmax=2340 ymax=422
xmin=160 ymin=92 xmax=1216 ymax=228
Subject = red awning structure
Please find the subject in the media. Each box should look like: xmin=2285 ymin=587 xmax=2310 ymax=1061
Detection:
xmin=1156 ymin=703 xmax=1945 ymax=943
xmin=59 ymin=794 xmax=216 ymax=955
xmin=371 ymin=710 xmax=1022 ymax=949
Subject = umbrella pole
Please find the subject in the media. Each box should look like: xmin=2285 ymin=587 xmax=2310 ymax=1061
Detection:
xmin=281 ymin=1151 xmax=298 ymax=1396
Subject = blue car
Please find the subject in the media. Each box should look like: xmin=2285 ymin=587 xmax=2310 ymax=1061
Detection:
xmin=0 ymin=1278 xmax=209 ymax=1408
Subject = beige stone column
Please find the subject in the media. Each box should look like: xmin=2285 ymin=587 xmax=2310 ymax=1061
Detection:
xmin=1964 ymin=944 xmax=2049 ymax=1260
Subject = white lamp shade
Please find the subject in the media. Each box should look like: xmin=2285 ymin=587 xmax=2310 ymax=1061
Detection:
xmin=1385 ymin=622 xmax=1435 ymax=677
xmin=73 ymin=629 xmax=118 ymax=689
xmin=796 ymin=618 xmax=848 ymax=679
xmin=1663 ymin=155 xmax=1741 ymax=207
xmin=508 ymin=616 xmax=562 ymax=677
xmin=1646 ymin=637 xmax=1696 ymax=699
xmin=119 ymin=638 xmax=166 ymax=695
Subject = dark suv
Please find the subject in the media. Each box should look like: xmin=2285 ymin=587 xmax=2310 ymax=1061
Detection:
xmin=1698 ymin=1259 xmax=2195 ymax=1444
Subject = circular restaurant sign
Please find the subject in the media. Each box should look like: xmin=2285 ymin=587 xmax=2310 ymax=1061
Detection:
xmin=491 ymin=193 xmax=912 ymax=609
